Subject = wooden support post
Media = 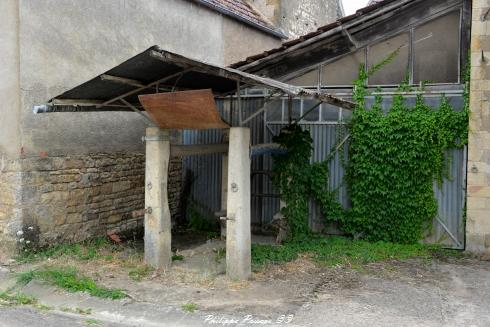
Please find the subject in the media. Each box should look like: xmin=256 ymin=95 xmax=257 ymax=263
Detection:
xmin=144 ymin=127 xmax=172 ymax=269
xmin=226 ymin=127 xmax=251 ymax=280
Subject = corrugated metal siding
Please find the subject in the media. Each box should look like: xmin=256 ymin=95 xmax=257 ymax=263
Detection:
xmin=182 ymin=96 xmax=466 ymax=248
xmin=182 ymin=128 xmax=223 ymax=216
xmin=265 ymin=123 xmax=349 ymax=231
xmin=428 ymin=148 xmax=466 ymax=248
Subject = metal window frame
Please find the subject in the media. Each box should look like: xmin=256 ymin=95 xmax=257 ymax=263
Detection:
xmin=277 ymin=3 xmax=465 ymax=89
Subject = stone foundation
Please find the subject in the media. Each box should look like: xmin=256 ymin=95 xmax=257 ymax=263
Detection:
xmin=0 ymin=152 xmax=182 ymax=252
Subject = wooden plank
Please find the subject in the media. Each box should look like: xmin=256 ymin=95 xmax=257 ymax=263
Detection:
xmin=100 ymin=74 xmax=146 ymax=88
xmin=139 ymin=89 xmax=229 ymax=129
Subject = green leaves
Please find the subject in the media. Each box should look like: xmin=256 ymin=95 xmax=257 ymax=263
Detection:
xmin=272 ymin=60 xmax=469 ymax=244
xmin=345 ymin=67 xmax=469 ymax=244
xmin=273 ymin=125 xmax=344 ymax=240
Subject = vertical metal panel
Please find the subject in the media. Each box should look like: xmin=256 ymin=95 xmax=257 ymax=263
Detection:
xmin=428 ymin=148 xmax=466 ymax=249
xmin=182 ymin=98 xmax=268 ymax=227
xmin=182 ymin=127 xmax=223 ymax=216
xmin=182 ymin=96 xmax=466 ymax=249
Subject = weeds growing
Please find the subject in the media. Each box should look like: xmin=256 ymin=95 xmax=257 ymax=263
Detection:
xmin=0 ymin=291 xmax=37 ymax=306
xmin=251 ymin=236 xmax=462 ymax=270
xmin=17 ymin=267 xmax=126 ymax=300
xmin=128 ymin=265 xmax=154 ymax=281
xmin=182 ymin=302 xmax=198 ymax=312
xmin=16 ymin=237 xmax=117 ymax=264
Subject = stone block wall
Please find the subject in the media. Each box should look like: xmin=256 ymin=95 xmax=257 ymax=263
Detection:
xmin=467 ymin=0 xmax=490 ymax=254
xmin=0 ymin=152 xmax=182 ymax=250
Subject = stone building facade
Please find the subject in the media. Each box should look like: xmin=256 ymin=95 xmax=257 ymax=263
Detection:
xmin=0 ymin=0 xmax=341 ymax=258
xmin=249 ymin=0 xmax=344 ymax=38
xmin=467 ymin=0 xmax=490 ymax=255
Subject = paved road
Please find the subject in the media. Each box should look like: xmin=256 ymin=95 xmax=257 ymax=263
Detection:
xmin=0 ymin=306 xmax=126 ymax=327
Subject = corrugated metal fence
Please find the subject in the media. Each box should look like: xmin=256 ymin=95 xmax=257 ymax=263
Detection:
xmin=182 ymin=96 xmax=466 ymax=248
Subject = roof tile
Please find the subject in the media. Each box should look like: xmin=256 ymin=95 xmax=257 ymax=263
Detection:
xmin=194 ymin=0 xmax=276 ymax=31
xmin=230 ymin=0 xmax=402 ymax=69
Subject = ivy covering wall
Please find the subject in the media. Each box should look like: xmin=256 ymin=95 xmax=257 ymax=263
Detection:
xmin=272 ymin=64 xmax=469 ymax=244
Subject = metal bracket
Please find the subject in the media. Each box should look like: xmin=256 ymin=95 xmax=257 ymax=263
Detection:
xmin=142 ymin=135 xmax=170 ymax=142
xmin=220 ymin=213 xmax=236 ymax=221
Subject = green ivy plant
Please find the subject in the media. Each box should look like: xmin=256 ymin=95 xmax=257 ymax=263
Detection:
xmin=272 ymin=125 xmax=342 ymax=240
xmin=272 ymin=55 xmax=469 ymax=244
xmin=345 ymin=65 xmax=469 ymax=243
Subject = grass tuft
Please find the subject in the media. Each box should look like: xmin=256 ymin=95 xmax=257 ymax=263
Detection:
xmin=172 ymin=255 xmax=185 ymax=262
xmin=85 ymin=318 xmax=101 ymax=325
xmin=16 ymin=237 xmax=116 ymax=264
xmin=251 ymin=236 xmax=459 ymax=270
xmin=0 ymin=291 xmax=37 ymax=306
xmin=17 ymin=267 xmax=126 ymax=300
xmin=213 ymin=248 xmax=226 ymax=263
xmin=182 ymin=302 xmax=198 ymax=313
xmin=128 ymin=265 xmax=154 ymax=281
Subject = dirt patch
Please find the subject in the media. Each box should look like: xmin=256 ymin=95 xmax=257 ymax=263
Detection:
xmin=8 ymin=236 xmax=488 ymax=320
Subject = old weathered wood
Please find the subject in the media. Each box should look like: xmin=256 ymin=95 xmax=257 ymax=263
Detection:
xmin=139 ymin=89 xmax=229 ymax=129
xmin=150 ymin=49 xmax=356 ymax=110
xmin=101 ymin=74 xmax=146 ymax=88
xmin=120 ymin=98 xmax=155 ymax=125
xmin=96 ymin=68 xmax=194 ymax=108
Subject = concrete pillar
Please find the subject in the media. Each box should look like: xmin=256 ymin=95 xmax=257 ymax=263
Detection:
xmin=144 ymin=127 xmax=172 ymax=269
xmin=226 ymin=127 xmax=251 ymax=280
xmin=467 ymin=1 xmax=490 ymax=255
xmin=220 ymin=154 xmax=228 ymax=239
xmin=220 ymin=130 xmax=229 ymax=239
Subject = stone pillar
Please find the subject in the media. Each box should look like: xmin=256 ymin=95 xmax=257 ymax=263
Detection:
xmin=226 ymin=127 xmax=251 ymax=280
xmin=467 ymin=1 xmax=490 ymax=255
xmin=144 ymin=127 xmax=172 ymax=269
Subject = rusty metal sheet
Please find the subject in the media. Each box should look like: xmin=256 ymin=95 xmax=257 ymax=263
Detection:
xmin=139 ymin=89 xmax=229 ymax=129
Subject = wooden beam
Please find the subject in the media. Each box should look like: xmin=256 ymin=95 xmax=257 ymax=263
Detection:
xmin=120 ymin=99 xmax=155 ymax=126
xmin=96 ymin=68 xmax=194 ymax=108
xmin=52 ymin=99 xmax=104 ymax=106
xmin=100 ymin=74 xmax=146 ymax=88
xmin=170 ymin=143 xmax=229 ymax=157
xmin=170 ymin=143 xmax=284 ymax=157
xmin=52 ymin=99 xmax=143 ymax=108
xmin=240 ymin=91 xmax=282 ymax=126
xmin=151 ymin=50 xmax=355 ymax=110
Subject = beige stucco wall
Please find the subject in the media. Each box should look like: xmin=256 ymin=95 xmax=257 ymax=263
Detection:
xmin=222 ymin=17 xmax=280 ymax=65
xmin=0 ymin=0 xmax=21 ymax=159
xmin=467 ymin=0 xmax=490 ymax=254
xmin=0 ymin=0 xmax=282 ymax=256
xmin=1 ymin=0 xmax=286 ymax=159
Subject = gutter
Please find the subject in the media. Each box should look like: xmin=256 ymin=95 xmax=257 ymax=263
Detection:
xmin=193 ymin=0 xmax=287 ymax=39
